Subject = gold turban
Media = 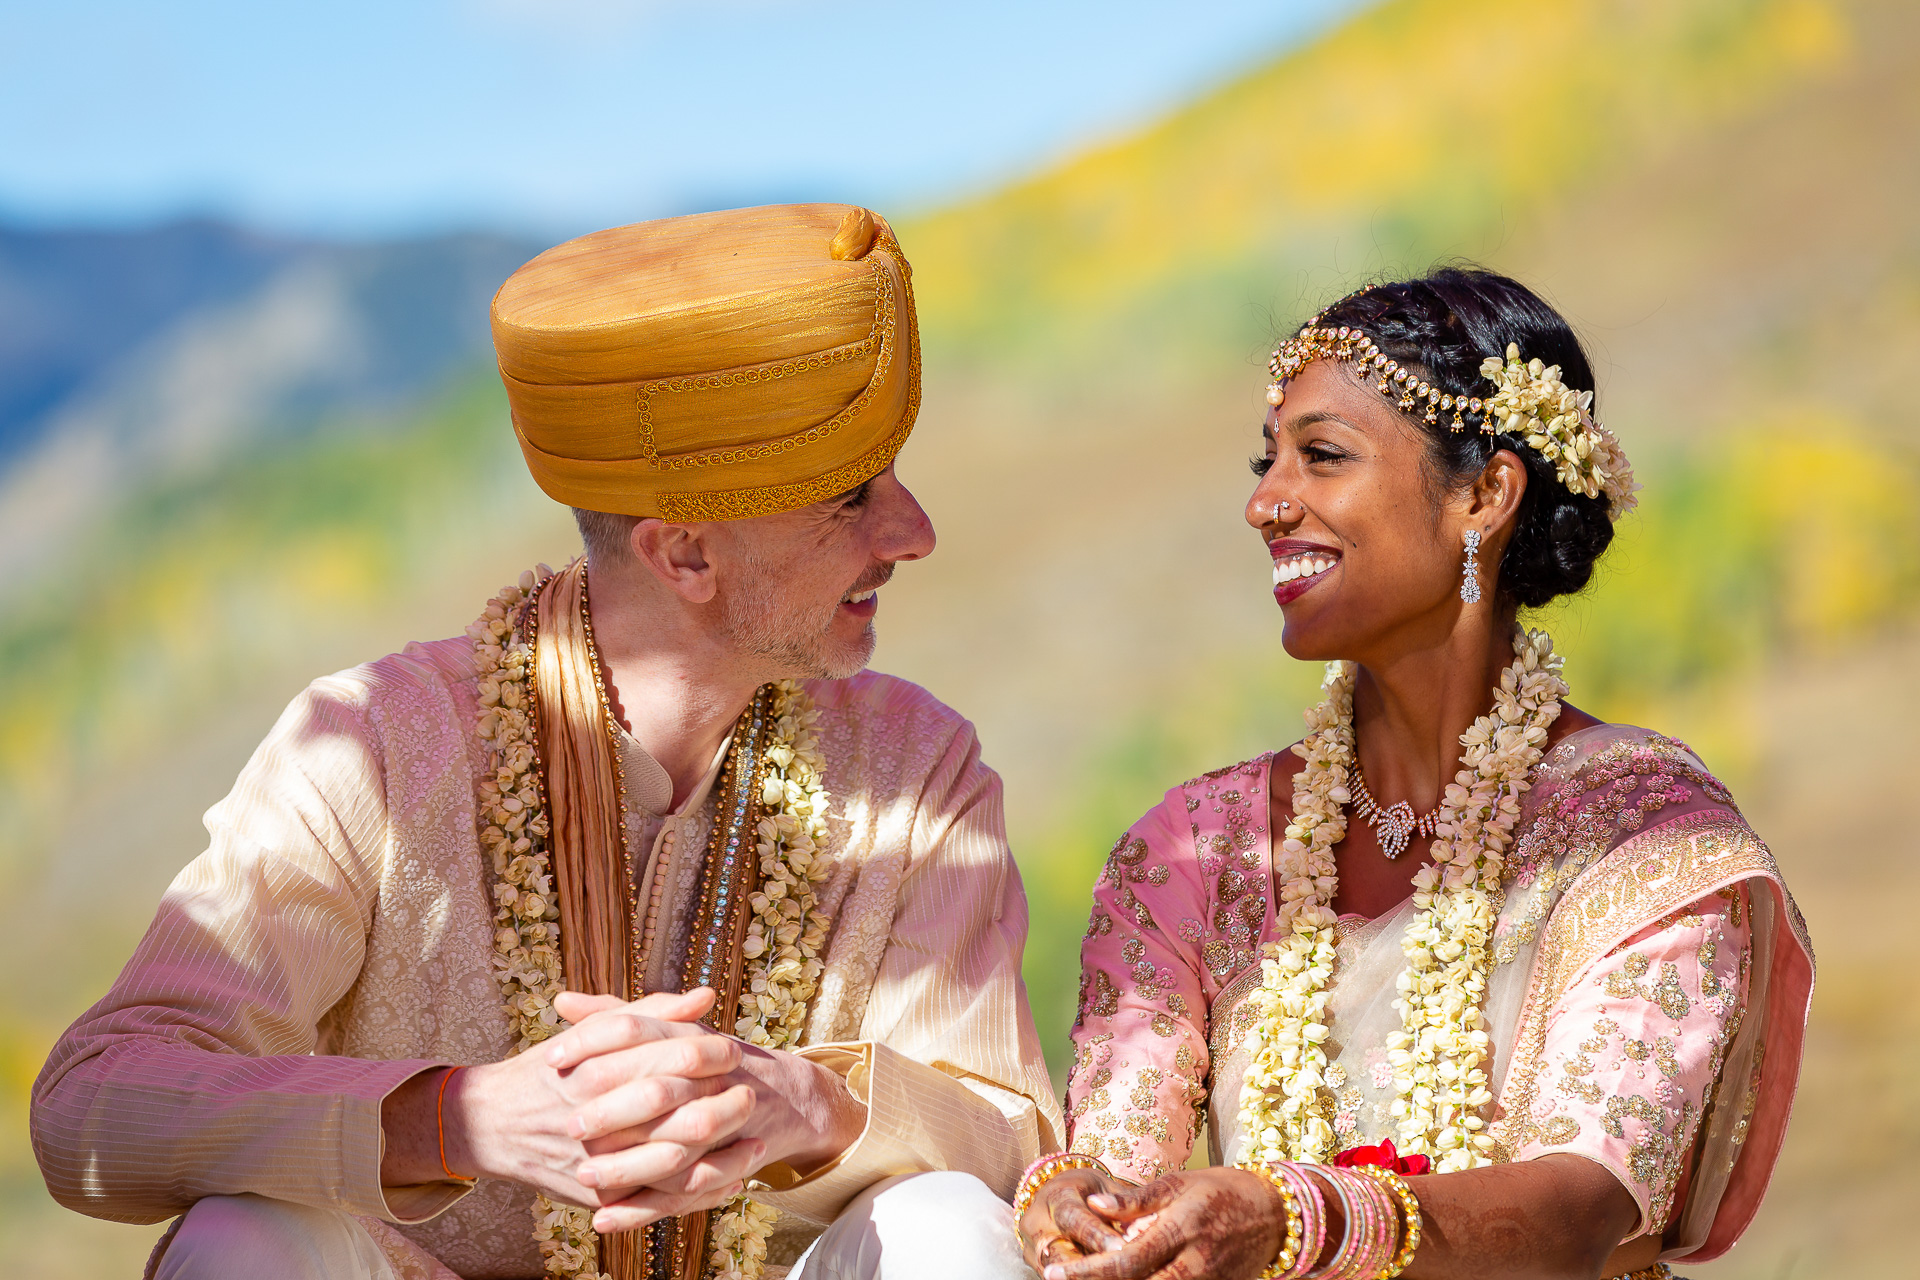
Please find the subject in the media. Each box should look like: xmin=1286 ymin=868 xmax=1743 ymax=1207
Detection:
xmin=490 ymin=203 xmax=920 ymax=520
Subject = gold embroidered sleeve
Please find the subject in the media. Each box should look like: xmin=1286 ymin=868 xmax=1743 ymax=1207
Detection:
xmin=1066 ymin=796 xmax=1212 ymax=1184
xmin=1514 ymin=885 xmax=1753 ymax=1237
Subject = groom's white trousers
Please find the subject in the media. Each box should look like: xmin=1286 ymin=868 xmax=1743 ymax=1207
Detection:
xmin=154 ymin=1172 xmax=1039 ymax=1280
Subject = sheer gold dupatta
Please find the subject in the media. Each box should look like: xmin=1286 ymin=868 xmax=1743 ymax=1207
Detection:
xmin=534 ymin=562 xmax=634 ymax=1004
xmin=530 ymin=562 xmax=772 ymax=1280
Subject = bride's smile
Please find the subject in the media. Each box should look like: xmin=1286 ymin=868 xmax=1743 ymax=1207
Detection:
xmin=1267 ymin=538 xmax=1340 ymax=599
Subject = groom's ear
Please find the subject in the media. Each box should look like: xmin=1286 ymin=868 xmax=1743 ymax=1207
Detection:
xmin=630 ymin=518 xmax=719 ymax=604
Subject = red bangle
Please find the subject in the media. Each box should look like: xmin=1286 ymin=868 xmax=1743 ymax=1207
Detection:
xmin=436 ymin=1066 xmax=475 ymax=1184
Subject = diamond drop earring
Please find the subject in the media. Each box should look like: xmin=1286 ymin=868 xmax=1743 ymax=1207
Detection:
xmin=1460 ymin=529 xmax=1483 ymax=604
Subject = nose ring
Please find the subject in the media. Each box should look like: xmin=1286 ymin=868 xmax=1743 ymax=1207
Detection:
xmin=1273 ymin=502 xmax=1291 ymax=520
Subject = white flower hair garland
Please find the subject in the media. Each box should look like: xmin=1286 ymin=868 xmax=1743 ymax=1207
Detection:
xmin=1480 ymin=344 xmax=1637 ymax=518
xmin=1268 ymin=319 xmax=1639 ymax=521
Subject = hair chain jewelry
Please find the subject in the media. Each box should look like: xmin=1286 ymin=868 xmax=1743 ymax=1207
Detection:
xmin=1460 ymin=529 xmax=1483 ymax=605
xmin=1267 ymin=311 xmax=1637 ymax=519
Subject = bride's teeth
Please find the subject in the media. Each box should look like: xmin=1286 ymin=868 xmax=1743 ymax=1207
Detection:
xmin=1273 ymin=565 xmax=1284 ymax=586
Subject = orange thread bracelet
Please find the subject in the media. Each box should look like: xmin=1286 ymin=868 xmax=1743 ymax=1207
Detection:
xmin=436 ymin=1066 xmax=475 ymax=1184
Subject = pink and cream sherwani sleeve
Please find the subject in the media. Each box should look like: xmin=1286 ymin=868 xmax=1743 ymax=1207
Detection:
xmin=1064 ymin=787 xmax=1223 ymax=1183
xmin=1515 ymin=885 xmax=1753 ymax=1236
xmin=29 ymin=679 xmax=463 ymax=1226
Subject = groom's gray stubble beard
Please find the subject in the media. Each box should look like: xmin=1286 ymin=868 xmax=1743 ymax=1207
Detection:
xmin=716 ymin=550 xmax=875 ymax=681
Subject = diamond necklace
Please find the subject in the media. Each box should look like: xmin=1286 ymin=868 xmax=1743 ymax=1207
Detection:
xmin=1350 ymin=763 xmax=1437 ymax=860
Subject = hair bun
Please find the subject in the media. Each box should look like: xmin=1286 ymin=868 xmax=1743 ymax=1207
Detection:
xmin=1550 ymin=505 xmax=1585 ymax=543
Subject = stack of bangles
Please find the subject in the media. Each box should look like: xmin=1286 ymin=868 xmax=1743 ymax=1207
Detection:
xmin=1234 ymin=1161 xmax=1421 ymax=1280
xmin=1009 ymin=1153 xmax=1421 ymax=1280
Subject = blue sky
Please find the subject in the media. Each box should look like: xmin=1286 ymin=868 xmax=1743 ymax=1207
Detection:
xmin=0 ymin=0 xmax=1363 ymax=239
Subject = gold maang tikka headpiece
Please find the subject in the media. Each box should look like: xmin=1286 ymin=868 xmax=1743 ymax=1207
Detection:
xmin=1266 ymin=311 xmax=1638 ymax=519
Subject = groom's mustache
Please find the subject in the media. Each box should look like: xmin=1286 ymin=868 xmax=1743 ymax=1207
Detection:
xmin=844 ymin=563 xmax=895 ymax=597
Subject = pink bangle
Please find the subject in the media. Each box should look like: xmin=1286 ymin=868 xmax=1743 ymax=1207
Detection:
xmin=1303 ymin=1166 xmax=1358 ymax=1280
xmin=1357 ymin=1171 xmax=1400 ymax=1280
xmin=1305 ymin=1166 xmax=1396 ymax=1280
xmin=1272 ymin=1163 xmax=1327 ymax=1280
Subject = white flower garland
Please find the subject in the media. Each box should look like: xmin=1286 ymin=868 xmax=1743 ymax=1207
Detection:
xmin=469 ymin=571 xmax=834 ymax=1280
xmin=470 ymin=568 xmax=606 ymax=1279
xmin=1236 ymin=660 xmax=1352 ymax=1165
xmin=1235 ymin=628 xmax=1566 ymax=1171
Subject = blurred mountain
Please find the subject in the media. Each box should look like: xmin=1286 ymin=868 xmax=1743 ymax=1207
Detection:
xmin=0 ymin=220 xmax=296 ymax=459
xmin=0 ymin=221 xmax=538 ymax=579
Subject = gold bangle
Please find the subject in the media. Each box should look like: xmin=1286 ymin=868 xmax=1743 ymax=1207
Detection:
xmin=1352 ymin=1165 xmax=1422 ymax=1279
xmin=1233 ymin=1162 xmax=1303 ymax=1280
xmin=1012 ymin=1152 xmax=1110 ymax=1223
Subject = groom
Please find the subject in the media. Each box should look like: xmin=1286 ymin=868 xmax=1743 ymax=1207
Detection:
xmin=33 ymin=204 xmax=1057 ymax=1280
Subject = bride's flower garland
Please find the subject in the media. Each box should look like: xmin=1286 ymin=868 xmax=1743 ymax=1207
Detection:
xmin=469 ymin=570 xmax=833 ymax=1280
xmin=1236 ymin=661 xmax=1351 ymax=1165
xmin=1236 ymin=628 xmax=1566 ymax=1172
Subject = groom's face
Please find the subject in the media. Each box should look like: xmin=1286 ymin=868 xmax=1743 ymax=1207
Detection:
xmin=709 ymin=463 xmax=935 ymax=680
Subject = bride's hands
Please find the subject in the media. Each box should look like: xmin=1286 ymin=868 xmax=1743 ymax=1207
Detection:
xmin=1020 ymin=1167 xmax=1129 ymax=1273
xmin=1042 ymin=1168 xmax=1286 ymax=1280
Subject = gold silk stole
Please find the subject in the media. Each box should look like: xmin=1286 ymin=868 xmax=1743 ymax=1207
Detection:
xmin=530 ymin=562 xmax=777 ymax=1280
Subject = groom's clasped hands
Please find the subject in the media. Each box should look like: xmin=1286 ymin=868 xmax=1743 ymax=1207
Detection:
xmin=440 ymin=987 xmax=866 ymax=1235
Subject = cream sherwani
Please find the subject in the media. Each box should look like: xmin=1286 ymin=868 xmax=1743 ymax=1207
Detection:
xmin=32 ymin=636 xmax=1061 ymax=1279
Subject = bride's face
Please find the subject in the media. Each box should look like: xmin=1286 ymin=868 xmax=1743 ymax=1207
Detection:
xmin=1244 ymin=359 xmax=1477 ymax=662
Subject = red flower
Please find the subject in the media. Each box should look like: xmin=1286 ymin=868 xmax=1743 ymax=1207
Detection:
xmin=1332 ymin=1139 xmax=1432 ymax=1176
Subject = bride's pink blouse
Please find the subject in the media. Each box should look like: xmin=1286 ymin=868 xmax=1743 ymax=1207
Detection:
xmin=1066 ymin=748 xmax=1753 ymax=1240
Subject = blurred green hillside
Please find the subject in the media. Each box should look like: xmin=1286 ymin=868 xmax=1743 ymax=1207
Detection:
xmin=5 ymin=0 xmax=1918 ymax=1274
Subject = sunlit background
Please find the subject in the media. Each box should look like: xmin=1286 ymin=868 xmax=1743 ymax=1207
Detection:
xmin=3 ymin=0 xmax=1913 ymax=1275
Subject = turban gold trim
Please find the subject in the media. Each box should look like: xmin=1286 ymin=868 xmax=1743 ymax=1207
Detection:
xmin=491 ymin=205 xmax=921 ymax=520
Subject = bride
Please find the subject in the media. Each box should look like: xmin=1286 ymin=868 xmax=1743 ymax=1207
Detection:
xmin=1016 ymin=270 xmax=1811 ymax=1280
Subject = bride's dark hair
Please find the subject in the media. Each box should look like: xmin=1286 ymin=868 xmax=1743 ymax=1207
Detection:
xmin=1310 ymin=268 xmax=1615 ymax=608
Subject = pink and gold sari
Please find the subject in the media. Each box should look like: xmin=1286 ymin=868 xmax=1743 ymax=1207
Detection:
xmin=1066 ymin=725 xmax=1812 ymax=1264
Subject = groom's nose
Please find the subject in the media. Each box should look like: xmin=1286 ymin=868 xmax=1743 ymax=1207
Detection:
xmin=869 ymin=465 xmax=936 ymax=563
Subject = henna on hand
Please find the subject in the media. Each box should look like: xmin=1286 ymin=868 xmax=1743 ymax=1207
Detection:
xmin=1021 ymin=1169 xmax=1125 ymax=1272
xmin=1050 ymin=1169 xmax=1282 ymax=1280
